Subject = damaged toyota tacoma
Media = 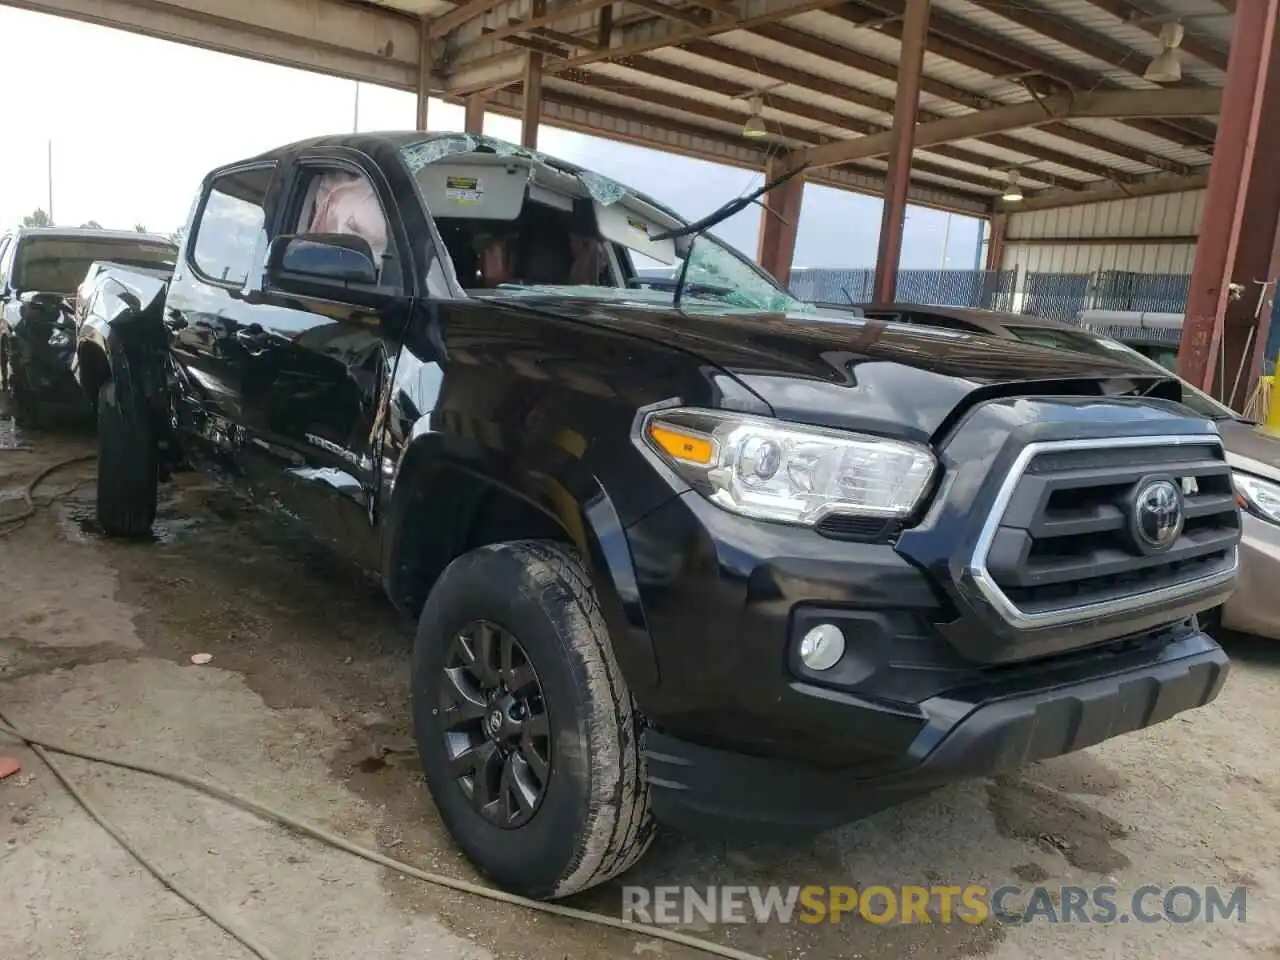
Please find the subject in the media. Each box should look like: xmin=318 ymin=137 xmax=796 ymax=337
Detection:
xmin=77 ymin=133 xmax=1239 ymax=899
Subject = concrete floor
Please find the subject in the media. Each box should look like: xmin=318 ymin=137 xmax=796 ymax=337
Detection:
xmin=2 ymin=416 xmax=1280 ymax=960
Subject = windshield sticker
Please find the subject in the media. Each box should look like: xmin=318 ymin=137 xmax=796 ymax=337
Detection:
xmin=445 ymin=175 xmax=484 ymax=204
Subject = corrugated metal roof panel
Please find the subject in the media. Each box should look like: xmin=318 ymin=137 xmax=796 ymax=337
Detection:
xmin=789 ymin=10 xmax=1032 ymax=102
xmin=940 ymin=0 xmax=1227 ymax=87
xmin=712 ymin=29 xmax=967 ymax=116
xmin=649 ymin=46 xmax=896 ymax=128
xmin=1006 ymin=126 xmax=1155 ymax=175
xmin=1068 ymin=118 xmax=1214 ymax=167
xmin=712 ymin=29 xmax=902 ymax=99
xmin=542 ymin=76 xmax=808 ymax=145
xmin=917 ymin=146 xmax=1072 ymax=187
xmin=582 ymin=61 xmax=844 ymax=137
xmin=936 ymin=0 xmax=1152 ymax=86
xmin=1156 ymin=0 xmax=1236 ymax=46
xmin=851 ymin=156 xmax=999 ymax=196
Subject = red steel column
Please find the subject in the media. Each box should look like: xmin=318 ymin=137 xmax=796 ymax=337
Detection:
xmin=872 ymin=0 xmax=931 ymax=302
xmin=521 ymin=0 xmax=546 ymax=148
xmin=757 ymin=152 xmax=806 ymax=287
xmin=465 ymin=95 xmax=486 ymax=134
xmin=1224 ymin=52 xmax=1280 ymax=408
xmin=985 ymin=213 xmax=1007 ymax=271
xmin=1179 ymin=0 xmax=1280 ymax=396
xmin=416 ymin=19 xmax=431 ymax=131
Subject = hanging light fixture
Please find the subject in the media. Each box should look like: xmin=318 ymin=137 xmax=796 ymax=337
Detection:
xmin=1002 ymin=170 xmax=1024 ymax=203
xmin=742 ymin=95 xmax=767 ymax=139
xmin=1145 ymin=20 xmax=1185 ymax=83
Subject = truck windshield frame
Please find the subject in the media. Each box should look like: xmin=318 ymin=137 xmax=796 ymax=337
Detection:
xmin=399 ymin=136 xmax=807 ymax=314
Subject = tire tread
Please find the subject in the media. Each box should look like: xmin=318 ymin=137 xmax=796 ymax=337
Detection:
xmin=512 ymin=540 xmax=653 ymax=897
xmin=96 ymin=380 xmax=157 ymax=539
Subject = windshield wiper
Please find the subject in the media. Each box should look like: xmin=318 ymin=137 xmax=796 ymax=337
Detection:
xmin=650 ymin=160 xmax=808 ymax=309
xmin=625 ymin=277 xmax=733 ymax=299
xmin=650 ymin=161 xmax=808 ymax=244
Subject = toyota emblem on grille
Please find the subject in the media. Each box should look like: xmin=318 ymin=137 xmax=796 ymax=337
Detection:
xmin=1132 ymin=477 xmax=1184 ymax=552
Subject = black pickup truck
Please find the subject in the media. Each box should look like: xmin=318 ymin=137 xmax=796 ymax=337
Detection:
xmin=0 ymin=227 xmax=176 ymax=420
xmin=76 ymin=132 xmax=1239 ymax=900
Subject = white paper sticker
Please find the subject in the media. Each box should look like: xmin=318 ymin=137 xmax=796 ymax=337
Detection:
xmin=445 ymin=174 xmax=484 ymax=204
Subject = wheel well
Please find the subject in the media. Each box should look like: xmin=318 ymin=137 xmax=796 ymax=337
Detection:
xmin=390 ymin=463 xmax=571 ymax=618
xmin=77 ymin=342 xmax=111 ymax=403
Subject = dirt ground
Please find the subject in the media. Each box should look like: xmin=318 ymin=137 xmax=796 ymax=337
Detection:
xmin=2 ymin=410 xmax=1279 ymax=960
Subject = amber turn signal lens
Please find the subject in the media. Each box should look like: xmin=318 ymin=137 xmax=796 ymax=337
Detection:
xmin=648 ymin=423 xmax=714 ymax=465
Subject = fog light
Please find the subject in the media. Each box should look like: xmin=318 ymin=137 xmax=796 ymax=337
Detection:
xmin=799 ymin=623 xmax=845 ymax=671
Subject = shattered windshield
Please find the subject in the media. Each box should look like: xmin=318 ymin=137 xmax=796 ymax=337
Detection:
xmin=676 ymin=236 xmax=798 ymax=312
xmin=400 ymin=134 xmax=809 ymax=314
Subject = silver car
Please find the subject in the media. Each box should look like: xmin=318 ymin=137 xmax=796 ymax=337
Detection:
xmin=859 ymin=304 xmax=1280 ymax=640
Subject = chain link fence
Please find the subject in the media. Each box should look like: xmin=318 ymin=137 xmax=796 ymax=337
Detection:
xmin=647 ymin=263 xmax=1195 ymax=325
xmin=786 ymin=267 xmax=1193 ymax=327
xmin=788 ymin=268 xmax=1017 ymax=310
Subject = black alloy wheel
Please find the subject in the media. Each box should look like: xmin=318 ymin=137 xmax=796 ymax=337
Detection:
xmin=439 ymin=619 xmax=551 ymax=829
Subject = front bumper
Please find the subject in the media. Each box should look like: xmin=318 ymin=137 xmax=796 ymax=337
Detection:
xmin=1221 ymin=511 xmax=1280 ymax=639
xmin=623 ymin=486 xmax=1230 ymax=837
xmin=7 ymin=331 xmax=84 ymax=410
xmin=644 ymin=629 xmax=1227 ymax=837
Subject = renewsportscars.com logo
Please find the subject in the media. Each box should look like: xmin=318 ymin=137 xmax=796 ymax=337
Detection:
xmin=621 ymin=885 xmax=1248 ymax=926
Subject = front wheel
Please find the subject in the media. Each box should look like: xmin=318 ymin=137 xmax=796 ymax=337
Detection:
xmin=96 ymin=380 xmax=157 ymax=538
xmin=411 ymin=539 xmax=652 ymax=899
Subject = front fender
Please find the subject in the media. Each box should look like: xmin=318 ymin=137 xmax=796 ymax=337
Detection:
xmin=75 ymin=274 xmax=168 ymax=404
xmin=384 ymin=430 xmax=661 ymax=692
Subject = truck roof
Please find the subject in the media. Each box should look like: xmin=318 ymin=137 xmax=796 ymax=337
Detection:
xmin=10 ymin=227 xmax=175 ymax=245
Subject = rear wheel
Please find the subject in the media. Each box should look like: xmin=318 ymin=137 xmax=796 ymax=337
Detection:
xmin=411 ymin=539 xmax=652 ymax=899
xmin=96 ymin=380 xmax=157 ymax=538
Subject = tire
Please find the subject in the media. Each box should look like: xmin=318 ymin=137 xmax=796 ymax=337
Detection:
xmin=411 ymin=539 xmax=652 ymax=899
xmin=96 ymin=380 xmax=157 ymax=538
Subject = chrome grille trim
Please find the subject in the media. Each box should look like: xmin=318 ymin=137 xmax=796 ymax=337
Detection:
xmin=968 ymin=435 xmax=1239 ymax=629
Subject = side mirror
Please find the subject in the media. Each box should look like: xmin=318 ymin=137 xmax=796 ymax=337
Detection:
xmin=264 ymin=233 xmax=385 ymax=302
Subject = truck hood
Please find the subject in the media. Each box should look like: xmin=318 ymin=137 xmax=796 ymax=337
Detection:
xmin=514 ymin=298 xmax=1172 ymax=444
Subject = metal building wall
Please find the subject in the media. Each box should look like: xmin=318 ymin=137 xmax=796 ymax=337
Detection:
xmin=1000 ymin=190 xmax=1205 ymax=276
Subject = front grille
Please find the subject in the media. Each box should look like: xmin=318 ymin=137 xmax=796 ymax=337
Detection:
xmin=972 ymin=436 xmax=1239 ymax=628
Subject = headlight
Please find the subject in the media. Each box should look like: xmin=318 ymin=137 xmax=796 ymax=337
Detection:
xmin=1234 ymin=472 xmax=1280 ymax=525
xmin=642 ymin=408 xmax=937 ymax=525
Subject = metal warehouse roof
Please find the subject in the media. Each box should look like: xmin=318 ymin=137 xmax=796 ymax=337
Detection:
xmin=13 ymin=0 xmax=1230 ymax=215
xmin=412 ymin=0 xmax=1228 ymax=214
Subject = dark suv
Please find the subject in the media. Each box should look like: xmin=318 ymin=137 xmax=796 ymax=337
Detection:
xmin=76 ymin=133 xmax=1238 ymax=900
